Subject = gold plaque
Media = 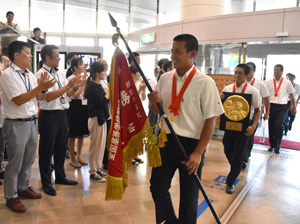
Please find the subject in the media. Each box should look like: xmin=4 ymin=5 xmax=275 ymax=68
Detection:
xmin=225 ymin=121 xmax=243 ymax=131
xmin=223 ymin=95 xmax=250 ymax=121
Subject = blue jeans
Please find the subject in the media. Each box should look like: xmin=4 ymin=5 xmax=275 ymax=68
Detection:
xmin=150 ymin=134 xmax=205 ymax=224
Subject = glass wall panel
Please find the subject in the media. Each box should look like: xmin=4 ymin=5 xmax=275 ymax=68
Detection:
xmin=65 ymin=0 xmax=97 ymax=34
xmin=31 ymin=0 xmax=63 ymax=32
xmin=159 ymin=0 xmax=180 ymax=25
xmin=0 ymin=0 xmax=29 ymax=31
xmin=130 ymin=0 xmax=156 ymax=32
xmin=46 ymin=36 xmax=62 ymax=45
xmin=256 ymin=0 xmax=296 ymax=11
xmin=66 ymin=37 xmax=94 ymax=46
xmin=204 ymin=44 xmax=241 ymax=75
xmin=98 ymin=11 xmax=129 ymax=34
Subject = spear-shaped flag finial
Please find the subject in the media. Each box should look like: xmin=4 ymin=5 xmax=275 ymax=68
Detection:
xmin=108 ymin=12 xmax=118 ymax=28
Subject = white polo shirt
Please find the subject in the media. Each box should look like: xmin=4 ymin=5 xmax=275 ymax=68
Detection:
xmin=36 ymin=64 xmax=70 ymax=110
xmin=247 ymin=77 xmax=270 ymax=99
xmin=156 ymin=66 xmax=224 ymax=140
xmin=223 ymin=81 xmax=261 ymax=120
xmin=0 ymin=63 xmax=38 ymax=119
xmin=266 ymin=77 xmax=294 ymax=104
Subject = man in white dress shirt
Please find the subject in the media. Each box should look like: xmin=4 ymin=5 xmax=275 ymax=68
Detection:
xmin=243 ymin=62 xmax=270 ymax=167
xmin=283 ymin=73 xmax=300 ymax=134
xmin=36 ymin=45 xmax=84 ymax=196
xmin=148 ymin=34 xmax=224 ymax=224
xmin=0 ymin=41 xmax=55 ymax=213
xmin=265 ymin=64 xmax=296 ymax=154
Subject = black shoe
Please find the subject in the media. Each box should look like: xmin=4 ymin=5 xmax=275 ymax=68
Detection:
xmin=268 ymin=147 xmax=274 ymax=152
xmin=242 ymin=161 xmax=247 ymax=169
xmin=0 ymin=180 xmax=2 ymax=185
xmin=42 ymin=184 xmax=57 ymax=196
xmin=0 ymin=171 xmax=4 ymax=179
xmin=226 ymin=185 xmax=235 ymax=194
xmin=274 ymin=147 xmax=280 ymax=154
xmin=55 ymin=177 xmax=78 ymax=185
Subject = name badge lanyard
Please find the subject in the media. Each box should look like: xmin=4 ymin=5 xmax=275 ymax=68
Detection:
xmin=43 ymin=67 xmax=65 ymax=104
xmin=16 ymin=71 xmax=31 ymax=92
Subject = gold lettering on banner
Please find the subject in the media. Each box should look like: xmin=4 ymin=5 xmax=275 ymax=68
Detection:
xmin=225 ymin=121 xmax=243 ymax=131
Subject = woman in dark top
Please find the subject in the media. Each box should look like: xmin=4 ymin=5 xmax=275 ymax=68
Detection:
xmin=85 ymin=62 xmax=109 ymax=182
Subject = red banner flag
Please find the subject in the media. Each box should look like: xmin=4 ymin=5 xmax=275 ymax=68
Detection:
xmin=105 ymin=48 xmax=162 ymax=200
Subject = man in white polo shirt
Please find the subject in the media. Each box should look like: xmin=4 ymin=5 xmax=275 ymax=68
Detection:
xmin=0 ymin=41 xmax=55 ymax=213
xmin=148 ymin=34 xmax=223 ymax=224
xmin=266 ymin=64 xmax=296 ymax=154
xmin=221 ymin=64 xmax=261 ymax=194
xmin=36 ymin=45 xmax=84 ymax=196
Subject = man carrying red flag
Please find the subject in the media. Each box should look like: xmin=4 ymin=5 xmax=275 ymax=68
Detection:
xmin=105 ymin=47 xmax=161 ymax=200
xmin=148 ymin=34 xmax=224 ymax=224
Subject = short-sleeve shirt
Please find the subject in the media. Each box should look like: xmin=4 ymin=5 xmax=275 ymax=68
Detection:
xmin=266 ymin=77 xmax=294 ymax=104
xmin=36 ymin=64 xmax=70 ymax=110
xmin=0 ymin=63 xmax=38 ymax=119
xmin=247 ymin=77 xmax=270 ymax=99
xmin=222 ymin=81 xmax=261 ymax=120
xmin=291 ymin=83 xmax=300 ymax=101
xmin=155 ymin=66 xmax=224 ymax=140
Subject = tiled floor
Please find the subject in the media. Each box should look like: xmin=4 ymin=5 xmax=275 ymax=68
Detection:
xmin=0 ymin=127 xmax=300 ymax=223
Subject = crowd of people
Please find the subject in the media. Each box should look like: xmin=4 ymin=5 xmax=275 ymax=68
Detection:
xmin=0 ymin=10 xmax=298 ymax=224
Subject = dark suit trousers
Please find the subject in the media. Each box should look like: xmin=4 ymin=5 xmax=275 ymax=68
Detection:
xmin=38 ymin=110 xmax=68 ymax=186
xmin=268 ymin=103 xmax=287 ymax=148
xmin=223 ymin=131 xmax=249 ymax=186
xmin=150 ymin=134 xmax=205 ymax=224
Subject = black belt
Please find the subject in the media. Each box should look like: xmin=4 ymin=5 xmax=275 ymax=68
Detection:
xmin=6 ymin=116 xmax=37 ymax=122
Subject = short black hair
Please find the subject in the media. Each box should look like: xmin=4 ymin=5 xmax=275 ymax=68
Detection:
xmin=275 ymin=64 xmax=284 ymax=71
xmin=128 ymin=52 xmax=140 ymax=65
xmin=163 ymin=60 xmax=173 ymax=72
xmin=8 ymin=41 xmax=30 ymax=62
xmin=0 ymin=54 xmax=3 ymax=63
xmin=173 ymin=34 xmax=199 ymax=56
xmin=130 ymin=66 xmax=139 ymax=75
xmin=66 ymin=52 xmax=78 ymax=61
xmin=158 ymin=58 xmax=168 ymax=69
xmin=286 ymin=73 xmax=295 ymax=79
xmin=236 ymin=64 xmax=250 ymax=75
xmin=33 ymin=27 xmax=41 ymax=33
xmin=41 ymin=45 xmax=58 ymax=62
xmin=246 ymin=62 xmax=256 ymax=72
xmin=6 ymin=11 xmax=14 ymax=17
xmin=154 ymin=67 xmax=159 ymax=74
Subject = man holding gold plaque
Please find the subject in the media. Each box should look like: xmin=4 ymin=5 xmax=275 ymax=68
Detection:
xmin=220 ymin=64 xmax=261 ymax=194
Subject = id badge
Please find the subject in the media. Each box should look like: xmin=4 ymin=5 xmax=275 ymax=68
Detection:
xmin=60 ymin=96 xmax=66 ymax=104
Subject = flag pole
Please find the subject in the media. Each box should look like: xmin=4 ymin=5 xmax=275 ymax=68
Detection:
xmin=108 ymin=13 xmax=222 ymax=224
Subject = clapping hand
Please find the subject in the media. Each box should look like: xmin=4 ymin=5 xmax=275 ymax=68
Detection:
xmin=38 ymin=72 xmax=56 ymax=90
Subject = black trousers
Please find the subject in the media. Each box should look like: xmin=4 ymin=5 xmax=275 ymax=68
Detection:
xmin=102 ymin=119 xmax=111 ymax=170
xmin=283 ymin=101 xmax=295 ymax=133
xmin=223 ymin=131 xmax=249 ymax=186
xmin=38 ymin=110 xmax=68 ymax=186
xmin=268 ymin=103 xmax=288 ymax=148
xmin=244 ymin=120 xmax=256 ymax=162
xmin=150 ymin=134 xmax=205 ymax=224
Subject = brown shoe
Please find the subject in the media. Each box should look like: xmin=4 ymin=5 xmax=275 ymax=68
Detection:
xmin=6 ymin=198 xmax=26 ymax=213
xmin=18 ymin=186 xmax=42 ymax=199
